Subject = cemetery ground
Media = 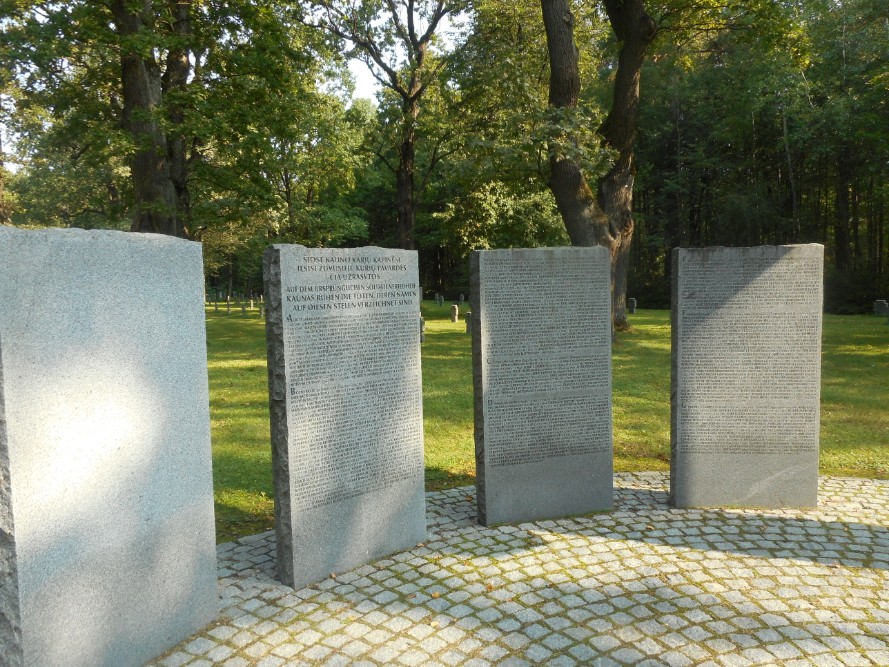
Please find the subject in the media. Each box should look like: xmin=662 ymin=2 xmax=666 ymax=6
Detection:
xmin=207 ymin=303 xmax=889 ymax=544
xmin=147 ymin=303 xmax=889 ymax=667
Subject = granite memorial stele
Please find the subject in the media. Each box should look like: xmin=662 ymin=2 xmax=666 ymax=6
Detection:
xmin=471 ymin=247 xmax=613 ymax=525
xmin=264 ymin=245 xmax=426 ymax=589
xmin=0 ymin=227 xmax=218 ymax=667
xmin=670 ymin=244 xmax=824 ymax=508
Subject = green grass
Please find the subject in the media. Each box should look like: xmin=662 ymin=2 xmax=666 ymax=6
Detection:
xmin=612 ymin=310 xmax=673 ymax=472
xmin=420 ymin=301 xmax=476 ymax=490
xmin=820 ymin=314 xmax=889 ymax=478
xmin=206 ymin=305 xmax=889 ymax=543
xmin=205 ymin=312 xmax=274 ymax=542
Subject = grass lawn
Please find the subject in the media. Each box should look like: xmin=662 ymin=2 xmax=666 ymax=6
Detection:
xmin=206 ymin=304 xmax=889 ymax=543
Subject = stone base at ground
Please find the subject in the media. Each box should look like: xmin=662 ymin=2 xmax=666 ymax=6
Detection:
xmin=0 ymin=227 xmax=218 ymax=667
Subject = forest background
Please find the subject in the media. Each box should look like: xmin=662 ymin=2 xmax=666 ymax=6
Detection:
xmin=1 ymin=0 xmax=886 ymax=314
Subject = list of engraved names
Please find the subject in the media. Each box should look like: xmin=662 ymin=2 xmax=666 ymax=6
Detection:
xmin=676 ymin=247 xmax=822 ymax=455
xmin=479 ymin=250 xmax=611 ymax=467
xmin=282 ymin=249 xmax=422 ymax=510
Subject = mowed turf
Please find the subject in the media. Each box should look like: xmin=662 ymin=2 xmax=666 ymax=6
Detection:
xmin=206 ymin=304 xmax=889 ymax=542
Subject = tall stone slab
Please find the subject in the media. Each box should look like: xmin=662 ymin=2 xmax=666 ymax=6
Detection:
xmin=671 ymin=244 xmax=824 ymax=508
xmin=471 ymin=247 xmax=613 ymax=526
xmin=0 ymin=227 xmax=218 ymax=667
xmin=264 ymin=245 xmax=425 ymax=589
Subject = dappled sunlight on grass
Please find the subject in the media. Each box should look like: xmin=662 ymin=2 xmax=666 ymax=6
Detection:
xmin=611 ymin=310 xmax=672 ymax=467
xmin=205 ymin=310 xmax=274 ymax=542
xmin=207 ymin=359 xmax=267 ymax=370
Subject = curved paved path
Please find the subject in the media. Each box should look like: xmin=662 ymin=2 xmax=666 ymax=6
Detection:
xmin=151 ymin=473 xmax=889 ymax=666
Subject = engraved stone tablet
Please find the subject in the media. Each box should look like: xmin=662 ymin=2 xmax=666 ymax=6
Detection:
xmin=471 ymin=247 xmax=613 ymax=526
xmin=264 ymin=245 xmax=426 ymax=589
xmin=670 ymin=244 xmax=824 ymax=508
xmin=0 ymin=227 xmax=218 ymax=667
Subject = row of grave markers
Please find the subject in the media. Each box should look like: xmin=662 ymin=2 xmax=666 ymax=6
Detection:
xmin=0 ymin=227 xmax=823 ymax=666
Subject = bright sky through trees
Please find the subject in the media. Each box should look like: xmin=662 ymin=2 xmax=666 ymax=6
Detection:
xmin=348 ymin=58 xmax=380 ymax=101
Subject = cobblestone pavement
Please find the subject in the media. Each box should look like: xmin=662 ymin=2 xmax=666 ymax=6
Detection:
xmin=150 ymin=473 xmax=889 ymax=667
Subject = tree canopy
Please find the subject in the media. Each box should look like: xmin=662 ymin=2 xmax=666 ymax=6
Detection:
xmin=2 ymin=0 xmax=886 ymax=311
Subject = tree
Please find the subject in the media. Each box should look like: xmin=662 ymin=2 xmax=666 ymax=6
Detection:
xmin=2 ymin=1 xmax=360 ymax=247
xmin=541 ymin=0 xmax=655 ymax=329
xmin=2 ymin=1 xmax=195 ymax=235
xmin=110 ymin=0 xmax=185 ymax=236
xmin=307 ymin=0 xmax=464 ymax=249
xmin=1 ymin=72 xmax=16 ymax=226
xmin=628 ymin=0 xmax=889 ymax=311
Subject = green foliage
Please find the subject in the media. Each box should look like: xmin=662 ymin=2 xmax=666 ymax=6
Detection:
xmin=447 ymin=0 xmax=611 ymax=184
xmin=1 ymin=1 xmax=131 ymax=228
xmin=432 ymin=179 xmax=569 ymax=252
xmin=3 ymin=0 xmax=887 ymax=307
xmin=630 ymin=0 xmax=889 ymax=309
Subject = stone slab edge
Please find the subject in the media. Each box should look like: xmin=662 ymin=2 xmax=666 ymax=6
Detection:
xmin=263 ymin=245 xmax=294 ymax=586
xmin=669 ymin=247 xmax=681 ymax=507
xmin=469 ymin=252 xmax=487 ymax=525
xmin=0 ymin=333 xmax=23 ymax=667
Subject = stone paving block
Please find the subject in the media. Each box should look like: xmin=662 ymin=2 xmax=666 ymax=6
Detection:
xmin=718 ymin=656 xmax=754 ymax=667
xmin=147 ymin=474 xmax=889 ymax=667
xmin=658 ymin=651 xmax=695 ymax=667
xmin=866 ymin=651 xmax=889 ymax=664
xmin=205 ymin=646 xmax=234 ymax=663
xmin=221 ymin=658 xmax=249 ymax=667
xmin=610 ymin=647 xmax=646 ymax=663
xmin=160 ymin=653 xmax=191 ymax=667
xmin=837 ymin=652 xmax=874 ymax=666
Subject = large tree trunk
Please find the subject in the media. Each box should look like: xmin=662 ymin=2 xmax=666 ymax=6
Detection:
xmin=111 ymin=0 xmax=183 ymax=237
xmin=396 ymin=99 xmax=418 ymax=250
xmin=0 ymin=133 xmax=11 ymax=225
xmin=540 ymin=0 xmax=655 ymax=330
xmin=835 ymin=152 xmax=852 ymax=271
xmin=395 ymin=62 xmax=425 ymax=251
xmin=540 ymin=0 xmax=611 ymax=248
xmin=162 ymin=0 xmax=192 ymax=235
xmin=599 ymin=0 xmax=656 ymax=329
